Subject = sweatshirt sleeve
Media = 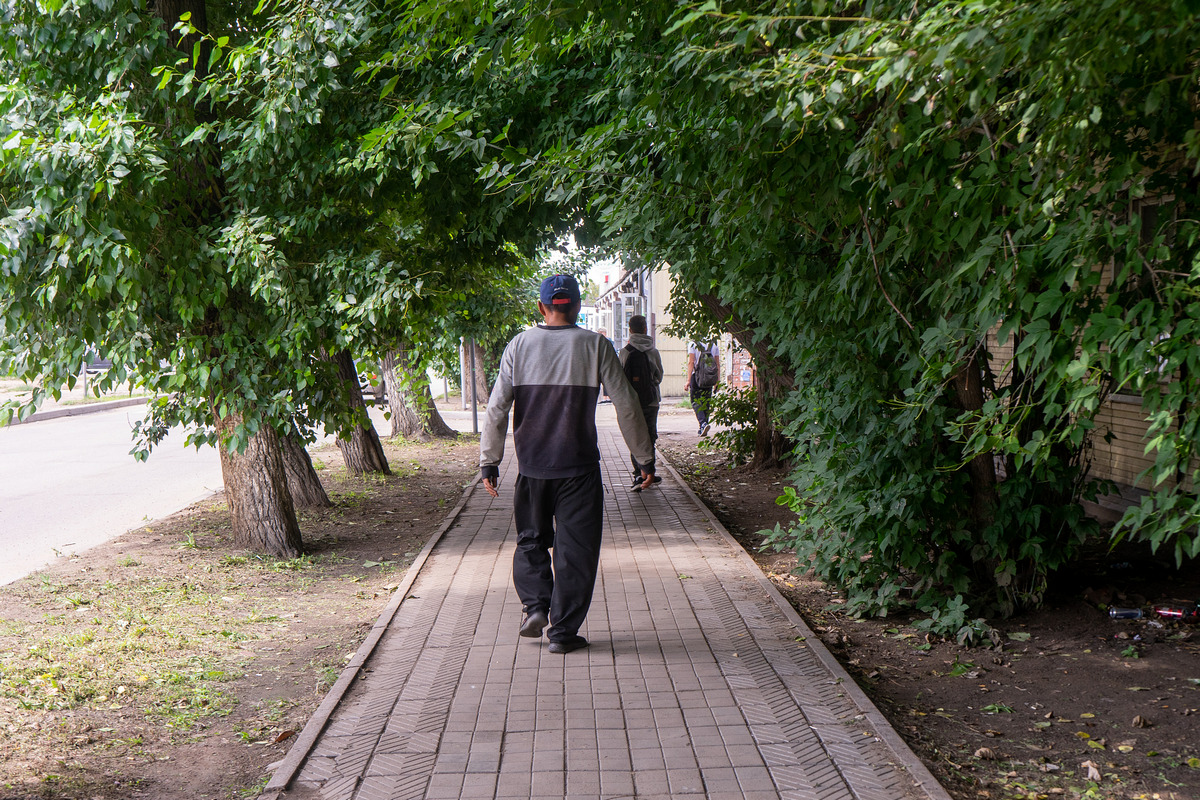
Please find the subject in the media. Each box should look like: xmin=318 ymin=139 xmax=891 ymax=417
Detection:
xmin=479 ymin=342 xmax=515 ymax=481
xmin=599 ymin=342 xmax=656 ymax=469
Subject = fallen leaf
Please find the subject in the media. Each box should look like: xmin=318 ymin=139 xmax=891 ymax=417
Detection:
xmin=1133 ymin=715 xmax=1152 ymax=728
xmin=1007 ymin=632 xmax=1031 ymax=641
xmin=273 ymin=729 xmax=296 ymax=744
xmin=1082 ymin=760 xmax=1102 ymax=781
xmin=1117 ymin=745 xmax=1134 ymax=753
xmin=974 ymin=747 xmax=997 ymax=760
xmin=1080 ymin=712 xmax=1095 ymax=718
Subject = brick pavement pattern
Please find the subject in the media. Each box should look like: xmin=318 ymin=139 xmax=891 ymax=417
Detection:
xmin=271 ymin=429 xmax=949 ymax=800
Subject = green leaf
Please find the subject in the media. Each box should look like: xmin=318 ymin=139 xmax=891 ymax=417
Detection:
xmin=379 ymin=75 xmax=399 ymax=100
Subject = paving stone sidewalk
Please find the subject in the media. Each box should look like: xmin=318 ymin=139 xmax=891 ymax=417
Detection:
xmin=262 ymin=428 xmax=951 ymax=800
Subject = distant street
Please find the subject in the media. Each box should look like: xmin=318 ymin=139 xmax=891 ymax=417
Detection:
xmin=0 ymin=405 xmax=224 ymax=585
xmin=0 ymin=399 xmax=695 ymax=586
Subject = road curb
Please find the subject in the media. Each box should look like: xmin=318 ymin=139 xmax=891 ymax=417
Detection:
xmin=259 ymin=474 xmax=483 ymax=799
xmin=6 ymin=397 xmax=148 ymax=425
xmin=656 ymin=451 xmax=955 ymax=800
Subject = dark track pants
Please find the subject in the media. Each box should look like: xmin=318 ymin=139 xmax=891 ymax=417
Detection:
xmin=512 ymin=469 xmax=604 ymax=643
xmin=630 ymin=405 xmax=659 ymax=479
xmin=690 ymin=383 xmax=713 ymax=428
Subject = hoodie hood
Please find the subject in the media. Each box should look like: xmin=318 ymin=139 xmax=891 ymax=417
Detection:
xmin=626 ymin=332 xmax=656 ymax=352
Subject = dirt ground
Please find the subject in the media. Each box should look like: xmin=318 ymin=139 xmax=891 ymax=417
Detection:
xmin=658 ymin=430 xmax=1200 ymax=800
xmin=0 ymin=435 xmax=481 ymax=800
xmin=5 ymin=417 xmax=1200 ymax=800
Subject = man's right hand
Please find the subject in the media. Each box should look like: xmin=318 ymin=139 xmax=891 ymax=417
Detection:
xmin=483 ymin=478 xmax=499 ymax=498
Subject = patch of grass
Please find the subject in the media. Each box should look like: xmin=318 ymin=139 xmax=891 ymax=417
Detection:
xmin=0 ymin=434 xmax=484 ymax=796
xmin=314 ymin=663 xmax=340 ymax=693
xmin=0 ymin=570 xmax=269 ymax=724
xmin=57 ymin=391 xmax=151 ymax=407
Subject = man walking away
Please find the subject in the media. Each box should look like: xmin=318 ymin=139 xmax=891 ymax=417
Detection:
xmin=620 ymin=314 xmax=663 ymax=491
xmin=687 ymin=340 xmax=720 ymax=436
xmin=480 ymin=275 xmax=657 ymax=655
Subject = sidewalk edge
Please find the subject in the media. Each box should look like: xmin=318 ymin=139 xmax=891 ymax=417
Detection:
xmin=657 ymin=454 xmax=954 ymax=800
xmin=6 ymin=397 xmax=148 ymax=425
xmin=260 ymin=474 xmax=483 ymax=798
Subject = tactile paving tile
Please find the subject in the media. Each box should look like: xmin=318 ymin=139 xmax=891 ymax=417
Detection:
xmin=278 ymin=431 xmax=946 ymax=800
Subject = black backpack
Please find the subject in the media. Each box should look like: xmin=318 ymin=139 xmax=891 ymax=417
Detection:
xmin=693 ymin=344 xmax=719 ymax=389
xmin=623 ymin=345 xmax=657 ymax=406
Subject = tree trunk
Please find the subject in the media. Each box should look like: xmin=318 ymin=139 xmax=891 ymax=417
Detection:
xmin=280 ymin=425 xmax=331 ymax=508
xmin=752 ymin=366 xmax=791 ymax=471
xmin=156 ymin=2 xmax=302 ymax=553
xmin=698 ymin=292 xmax=794 ymax=471
xmin=952 ymin=346 xmax=998 ymax=526
xmin=154 ymin=0 xmax=209 ymax=70
xmin=383 ymin=346 xmax=458 ymax=440
xmin=465 ymin=339 xmax=489 ymax=407
xmin=331 ymin=350 xmax=391 ymax=475
xmin=214 ymin=412 xmax=303 ymax=557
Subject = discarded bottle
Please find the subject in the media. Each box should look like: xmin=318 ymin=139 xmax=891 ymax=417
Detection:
xmin=1152 ymin=603 xmax=1200 ymax=622
xmin=1109 ymin=607 xmax=1143 ymax=619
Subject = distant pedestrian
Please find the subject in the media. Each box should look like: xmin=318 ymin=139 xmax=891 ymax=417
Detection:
xmin=620 ymin=315 xmax=663 ymax=491
xmin=480 ymin=275 xmax=657 ymax=654
xmin=687 ymin=341 xmax=720 ymax=437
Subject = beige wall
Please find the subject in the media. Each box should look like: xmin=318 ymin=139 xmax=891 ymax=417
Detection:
xmin=594 ymin=264 xmax=690 ymax=397
xmin=646 ymin=268 xmax=689 ymax=397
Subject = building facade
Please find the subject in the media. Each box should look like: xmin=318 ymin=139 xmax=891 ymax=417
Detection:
xmin=592 ymin=266 xmax=690 ymax=397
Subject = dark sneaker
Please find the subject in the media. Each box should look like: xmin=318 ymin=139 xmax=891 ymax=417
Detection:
xmin=519 ymin=609 xmax=548 ymax=638
xmin=548 ymin=636 xmax=588 ymax=654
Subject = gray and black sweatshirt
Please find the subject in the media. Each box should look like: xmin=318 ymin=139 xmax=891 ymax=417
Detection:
xmin=480 ymin=324 xmax=656 ymax=481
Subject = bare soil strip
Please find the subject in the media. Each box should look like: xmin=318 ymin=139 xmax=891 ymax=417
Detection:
xmin=0 ymin=437 xmax=479 ymax=800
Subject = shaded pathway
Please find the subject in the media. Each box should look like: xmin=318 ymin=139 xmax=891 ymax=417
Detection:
xmin=263 ymin=427 xmax=950 ymax=800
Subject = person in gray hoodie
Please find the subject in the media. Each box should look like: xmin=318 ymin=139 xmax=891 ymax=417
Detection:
xmin=619 ymin=315 xmax=664 ymax=490
xmin=481 ymin=275 xmax=656 ymax=655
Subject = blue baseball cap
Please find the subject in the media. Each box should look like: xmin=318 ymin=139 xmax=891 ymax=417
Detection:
xmin=539 ymin=274 xmax=581 ymax=305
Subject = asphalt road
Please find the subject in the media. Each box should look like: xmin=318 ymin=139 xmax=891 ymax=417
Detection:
xmin=0 ymin=405 xmax=224 ymax=586
xmin=0 ymin=399 xmax=698 ymax=586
